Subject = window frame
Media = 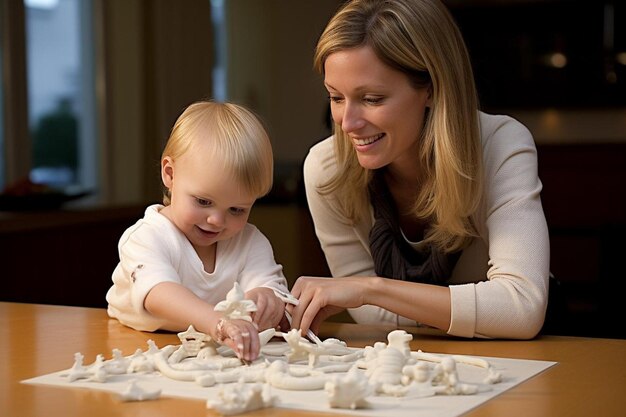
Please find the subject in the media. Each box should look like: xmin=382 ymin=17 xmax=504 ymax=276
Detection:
xmin=0 ymin=0 xmax=31 ymax=187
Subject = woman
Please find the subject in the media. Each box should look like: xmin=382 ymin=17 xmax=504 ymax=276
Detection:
xmin=290 ymin=0 xmax=549 ymax=339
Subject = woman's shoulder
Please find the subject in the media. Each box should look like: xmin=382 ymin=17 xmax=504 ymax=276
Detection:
xmin=305 ymin=135 xmax=335 ymax=164
xmin=303 ymin=135 xmax=336 ymax=184
xmin=479 ymin=112 xmax=532 ymax=142
xmin=478 ymin=111 xmax=536 ymax=165
xmin=478 ymin=111 xmax=534 ymax=145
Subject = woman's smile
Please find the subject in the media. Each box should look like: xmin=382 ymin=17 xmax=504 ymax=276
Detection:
xmin=352 ymin=133 xmax=385 ymax=148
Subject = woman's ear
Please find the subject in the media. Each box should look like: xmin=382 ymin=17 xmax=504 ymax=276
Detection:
xmin=161 ymin=156 xmax=174 ymax=188
xmin=425 ymin=84 xmax=433 ymax=108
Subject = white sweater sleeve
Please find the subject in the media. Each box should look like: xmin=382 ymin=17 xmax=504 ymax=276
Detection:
xmin=448 ymin=115 xmax=549 ymax=339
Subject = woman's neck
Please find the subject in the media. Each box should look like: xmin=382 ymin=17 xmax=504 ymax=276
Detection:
xmin=384 ymin=160 xmax=421 ymax=192
xmin=382 ymin=164 xmax=427 ymax=241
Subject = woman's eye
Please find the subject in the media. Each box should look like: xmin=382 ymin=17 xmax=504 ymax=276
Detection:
xmin=328 ymin=95 xmax=344 ymax=104
xmin=364 ymin=96 xmax=383 ymax=105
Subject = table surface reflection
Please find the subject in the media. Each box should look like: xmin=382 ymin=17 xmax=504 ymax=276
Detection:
xmin=1 ymin=302 xmax=624 ymax=417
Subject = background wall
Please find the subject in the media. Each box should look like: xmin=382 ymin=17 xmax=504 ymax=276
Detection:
xmin=1 ymin=0 xmax=624 ymax=338
xmin=225 ymin=0 xmax=338 ymax=166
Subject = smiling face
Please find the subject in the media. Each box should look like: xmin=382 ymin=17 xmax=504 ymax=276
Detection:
xmin=324 ymin=45 xmax=432 ymax=175
xmin=160 ymin=144 xmax=256 ymax=256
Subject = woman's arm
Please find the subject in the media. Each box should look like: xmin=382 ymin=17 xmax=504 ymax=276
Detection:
xmin=301 ymin=118 xmax=549 ymax=340
xmin=290 ymin=276 xmax=451 ymax=335
xmin=451 ymin=114 xmax=549 ymax=339
xmin=303 ymin=139 xmax=406 ymax=326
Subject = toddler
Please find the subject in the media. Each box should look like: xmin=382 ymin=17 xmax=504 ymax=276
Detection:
xmin=107 ymin=101 xmax=289 ymax=361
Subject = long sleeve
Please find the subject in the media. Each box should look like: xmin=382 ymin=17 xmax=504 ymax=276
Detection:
xmin=448 ymin=114 xmax=549 ymax=339
xmin=303 ymin=113 xmax=550 ymax=339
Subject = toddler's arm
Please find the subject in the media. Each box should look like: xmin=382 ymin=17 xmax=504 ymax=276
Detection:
xmin=144 ymin=281 xmax=260 ymax=361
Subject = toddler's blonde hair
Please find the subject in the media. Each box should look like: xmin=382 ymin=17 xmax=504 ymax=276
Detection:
xmin=161 ymin=101 xmax=273 ymax=205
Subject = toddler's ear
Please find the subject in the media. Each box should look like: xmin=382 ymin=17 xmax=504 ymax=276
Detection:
xmin=161 ymin=157 xmax=174 ymax=188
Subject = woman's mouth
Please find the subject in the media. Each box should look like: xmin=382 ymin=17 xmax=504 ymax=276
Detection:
xmin=352 ymin=133 xmax=385 ymax=147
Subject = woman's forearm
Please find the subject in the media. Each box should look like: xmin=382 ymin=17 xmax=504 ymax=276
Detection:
xmin=290 ymin=275 xmax=452 ymax=334
xmin=362 ymin=277 xmax=451 ymax=331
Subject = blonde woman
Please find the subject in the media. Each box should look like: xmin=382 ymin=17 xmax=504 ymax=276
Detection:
xmin=290 ymin=0 xmax=549 ymax=339
xmin=107 ymin=101 xmax=288 ymax=361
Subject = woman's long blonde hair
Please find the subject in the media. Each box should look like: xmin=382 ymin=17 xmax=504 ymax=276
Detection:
xmin=161 ymin=101 xmax=273 ymax=205
xmin=314 ymin=0 xmax=483 ymax=252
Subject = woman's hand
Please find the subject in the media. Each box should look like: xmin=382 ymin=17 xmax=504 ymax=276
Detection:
xmin=245 ymin=287 xmax=286 ymax=331
xmin=289 ymin=276 xmax=373 ymax=335
xmin=215 ymin=318 xmax=260 ymax=362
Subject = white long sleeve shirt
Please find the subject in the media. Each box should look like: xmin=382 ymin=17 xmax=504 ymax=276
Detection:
xmin=303 ymin=112 xmax=549 ymax=339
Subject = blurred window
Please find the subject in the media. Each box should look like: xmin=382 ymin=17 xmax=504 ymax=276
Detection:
xmin=0 ymin=0 xmax=96 ymax=195
xmin=211 ymin=0 xmax=227 ymax=101
xmin=24 ymin=0 xmax=96 ymax=191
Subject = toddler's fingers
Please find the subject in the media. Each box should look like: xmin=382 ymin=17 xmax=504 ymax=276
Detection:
xmin=239 ymin=324 xmax=260 ymax=362
xmin=248 ymin=327 xmax=260 ymax=361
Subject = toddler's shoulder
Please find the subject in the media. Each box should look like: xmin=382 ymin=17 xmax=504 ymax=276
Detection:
xmin=118 ymin=204 xmax=185 ymax=254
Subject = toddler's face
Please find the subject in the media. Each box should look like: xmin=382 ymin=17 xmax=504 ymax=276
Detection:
xmin=161 ymin=149 xmax=256 ymax=253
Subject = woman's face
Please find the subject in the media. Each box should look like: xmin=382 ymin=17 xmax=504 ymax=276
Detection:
xmin=324 ymin=45 xmax=431 ymax=173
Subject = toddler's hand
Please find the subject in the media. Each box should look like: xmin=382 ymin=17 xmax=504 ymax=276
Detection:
xmin=215 ymin=318 xmax=260 ymax=362
xmin=245 ymin=287 xmax=287 ymax=331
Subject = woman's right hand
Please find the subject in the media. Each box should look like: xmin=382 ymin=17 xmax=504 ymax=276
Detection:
xmin=289 ymin=276 xmax=373 ymax=336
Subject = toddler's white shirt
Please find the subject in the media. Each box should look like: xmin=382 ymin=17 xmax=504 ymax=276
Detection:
xmin=106 ymin=204 xmax=288 ymax=331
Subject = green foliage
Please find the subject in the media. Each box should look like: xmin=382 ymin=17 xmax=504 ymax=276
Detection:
xmin=32 ymin=98 xmax=78 ymax=169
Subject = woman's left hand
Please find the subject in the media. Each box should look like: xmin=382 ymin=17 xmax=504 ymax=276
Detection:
xmin=289 ymin=276 xmax=371 ymax=335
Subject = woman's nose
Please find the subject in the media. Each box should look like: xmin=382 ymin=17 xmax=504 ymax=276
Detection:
xmin=339 ymin=102 xmax=366 ymax=133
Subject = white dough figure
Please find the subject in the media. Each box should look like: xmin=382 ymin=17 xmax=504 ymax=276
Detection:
xmin=214 ymin=282 xmax=257 ymax=321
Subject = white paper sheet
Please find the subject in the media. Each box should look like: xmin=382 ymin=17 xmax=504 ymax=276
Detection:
xmin=22 ymin=342 xmax=556 ymax=417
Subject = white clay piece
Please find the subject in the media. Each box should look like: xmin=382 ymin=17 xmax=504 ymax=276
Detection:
xmin=214 ymin=282 xmax=257 ymax=322
xmin=59 ymin=283 xmax=504 ymax=415
xmin=207 ymin=381 xmax=276 ymax=415
xmin=119 ymin=380 xmax=161 ymax=402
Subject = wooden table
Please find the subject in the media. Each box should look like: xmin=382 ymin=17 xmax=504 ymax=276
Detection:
xmin=1 ymin=302 xmax=625 ymax=417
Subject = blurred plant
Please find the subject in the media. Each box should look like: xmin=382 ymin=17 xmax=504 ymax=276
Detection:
xmin=32 ymin=97 xmax=78 ymax=170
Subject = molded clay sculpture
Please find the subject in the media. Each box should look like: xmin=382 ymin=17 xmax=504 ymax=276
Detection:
xmin=119 ymin=379 xmax=161 ymax=401
xmin=58 ymin=283 xmax=504 ymax=415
